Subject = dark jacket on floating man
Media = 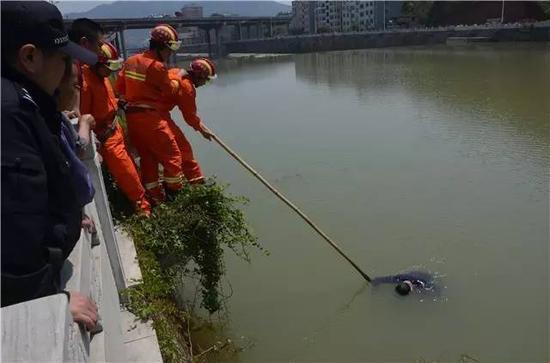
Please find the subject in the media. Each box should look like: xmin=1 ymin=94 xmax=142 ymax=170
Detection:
xmin=371 ymin=270 xmax=434 ymax=296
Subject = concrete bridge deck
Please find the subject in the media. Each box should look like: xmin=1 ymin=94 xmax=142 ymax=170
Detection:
xmin=65 ymin=15 xmax=291 ymax=59
xmin=65 ymin=15 xmax=291 ymax=31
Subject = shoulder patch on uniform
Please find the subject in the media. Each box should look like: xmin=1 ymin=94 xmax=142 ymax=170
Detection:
xmin=170 ymin=79 xmax=180 ymax=90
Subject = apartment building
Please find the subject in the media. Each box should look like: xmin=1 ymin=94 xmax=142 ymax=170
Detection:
xmin=291 ymin=1 xmax=402 ymax=34
xmin=342 ymin=1 xmax=376 ymax=32
xmin=290 ymin=1 xmax=316 ymax=34
xmin=315 ymin=1 xmax=343 ymax=32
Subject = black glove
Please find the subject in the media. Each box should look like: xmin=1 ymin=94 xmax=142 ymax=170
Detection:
xmin=117 ymin=99 xmax=128 ymax=111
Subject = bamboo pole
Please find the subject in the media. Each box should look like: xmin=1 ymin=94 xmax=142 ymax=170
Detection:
xmin=210 ymin=133 xmax=371 ymax=282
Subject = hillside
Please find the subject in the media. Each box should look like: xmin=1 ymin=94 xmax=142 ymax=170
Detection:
xmin=65 ymin=1 xmax=291 ymax=19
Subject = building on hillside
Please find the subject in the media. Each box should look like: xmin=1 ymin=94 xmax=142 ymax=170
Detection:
xmin=315 ymin=1 xmax=343 ymax=32
xmin=290 ymin=1 xmax=316 ymax=34
xmin=176 ymin=4 xmax=204 ymax=45
xmin=180 ymin=4 xmax=203 ymax=18
xmin=342 ymin=1 xmax=376 ymax=32
xmin=291 ymin=1 xmax=402 ymax=34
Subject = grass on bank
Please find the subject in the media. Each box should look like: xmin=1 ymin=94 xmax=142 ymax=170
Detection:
xmin=105 ymin=173 xmax=262 ymax=362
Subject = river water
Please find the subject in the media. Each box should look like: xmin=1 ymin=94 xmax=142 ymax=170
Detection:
xmin=173 ymin=43 xmax=549 ymax=362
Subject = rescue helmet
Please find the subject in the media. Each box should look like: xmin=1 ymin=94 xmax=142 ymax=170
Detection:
xmin=150 ymin=24 xmax=181 ymax=51
xmin=189 ymin=57 xmax=217 ymax=80
xmin=98 ymin=41 xmax=123 ymax=71
xmin=395 ymin=282 xmax=412 ymax=296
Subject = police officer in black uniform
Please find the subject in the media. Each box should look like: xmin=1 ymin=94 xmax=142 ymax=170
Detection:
xmin=1 ymin=1 xmax=100 ymax=330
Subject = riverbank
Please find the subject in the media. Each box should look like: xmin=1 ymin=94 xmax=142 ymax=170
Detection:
xmin=180 ymin=21 xmax=550 ymax=56
xmin=177 ymin=52 xmax=292 ymax=62
xmin=107 ymin=179 xmax=262 ymax=362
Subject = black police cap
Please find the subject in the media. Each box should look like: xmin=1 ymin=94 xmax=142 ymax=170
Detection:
xmin=1 ymin=1 xmax=97 ymax=65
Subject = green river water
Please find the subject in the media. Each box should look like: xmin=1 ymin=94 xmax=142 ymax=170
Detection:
xmin=173 ymin=43 xmax=549 ymax=362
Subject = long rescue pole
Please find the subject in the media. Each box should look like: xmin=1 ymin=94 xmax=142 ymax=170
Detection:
xmin=210 ymin=133 xmax=371 ymax=282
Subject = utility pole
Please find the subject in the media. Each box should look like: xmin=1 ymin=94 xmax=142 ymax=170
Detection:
xmin=501 ymin=0 xmax=505 ymax=24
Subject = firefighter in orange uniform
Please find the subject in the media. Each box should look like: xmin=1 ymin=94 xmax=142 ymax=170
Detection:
xmin=80 ymin=41 xmax=152 ymax=216
xmin=159 ymin=58 xmax=217 ymax=184
xmin=116 ymin=24 xmax=187 ymax=203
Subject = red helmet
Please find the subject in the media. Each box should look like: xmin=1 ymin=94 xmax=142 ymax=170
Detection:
xmin=150 ymin=24 xmax=181 ymax=51
xmin=189 ymin=58 xmax=217 ymax=80
xmin=98 ymin=41 xmax=123 ymax=71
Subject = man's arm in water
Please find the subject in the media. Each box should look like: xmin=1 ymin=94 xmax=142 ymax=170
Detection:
xmin=372 ymin=272 xmax=432 ymax=285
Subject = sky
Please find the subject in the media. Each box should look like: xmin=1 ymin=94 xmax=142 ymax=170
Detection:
xmin=55 ymin=0 xmax=291 ymax=16
xmin=55 ymin=1 xmax=113 ymax=14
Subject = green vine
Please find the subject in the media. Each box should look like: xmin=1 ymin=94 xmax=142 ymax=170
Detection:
xmin=102 ymin=168 xmax=263 ymax=361
xmin=122 ymin=180 xmax=262 ymax=313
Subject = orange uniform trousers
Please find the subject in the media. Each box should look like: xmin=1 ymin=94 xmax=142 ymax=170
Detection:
xmin=99 ymin=123 xmax=148 ymax=206
xmin=126 ymin=109 xmax=183 ymax=200
xmin=163 ymin=114 xmax=204 ymax=183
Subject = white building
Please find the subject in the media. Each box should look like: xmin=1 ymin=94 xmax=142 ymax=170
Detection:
xmin=290 ymin=1 xmax=401 ymax=34
xmin=177 ymin=4 xmax=204 ymax=44
xmin=180 ymin=4 xmax=203 ymax=18
xmin=315 ymin=1 xmax=343 ymax=32
xmin=342 ymin=1 xmax=376 ymax=32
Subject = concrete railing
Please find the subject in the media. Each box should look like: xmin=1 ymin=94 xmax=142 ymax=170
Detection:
xmin=2 ymin=294 xmax=85 ymax=362
xmin=2 ymin=139 xmax=127 ymax=362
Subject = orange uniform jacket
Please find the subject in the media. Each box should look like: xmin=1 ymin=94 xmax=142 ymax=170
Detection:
xmin=154 ymin=68 xmax=204 ymax=183
xmin=80 ymin=65 xmax=149 ymax=208
xmin=159 ymin=68 xmax=202 ymax=131
xmin=80 ymin=65 xmax=118 ymax=134
xmin=115 ymin=51 xmax=185 ymax=198
xmin=116 ymin=50 xmax=179 ymax=108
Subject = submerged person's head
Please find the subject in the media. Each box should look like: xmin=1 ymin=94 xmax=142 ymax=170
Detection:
xmin=395 ymin=281 xmax=412 ymax=296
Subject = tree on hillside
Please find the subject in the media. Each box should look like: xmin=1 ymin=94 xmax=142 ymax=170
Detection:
xmin=540 ymin=1 xmax=550 ymax=18
xmin=401 ymin=1 xmax=434 ymax=25
xmin=427 ymin=1 xmax=548 ymax=26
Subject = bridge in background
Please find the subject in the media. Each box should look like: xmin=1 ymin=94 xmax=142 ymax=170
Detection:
xmin=65 ymin=16 xmax=292 ymax=59
xmin=65 ymin=17 xmax=549 ymax=60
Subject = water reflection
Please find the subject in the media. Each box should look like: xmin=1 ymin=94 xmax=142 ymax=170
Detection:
xmin=189 ymin=45 xmax=549 ymax=362
xmin=200 ymin=56 xmax=294 ymax=88
xmin=289 ymin=283 xmax=368 ymax=361
xmin=295 ymin=44 xmax=550 ymax=188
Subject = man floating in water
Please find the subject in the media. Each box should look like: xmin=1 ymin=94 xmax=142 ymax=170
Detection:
xmin=371 ymin=270 xmax=435 ymax=296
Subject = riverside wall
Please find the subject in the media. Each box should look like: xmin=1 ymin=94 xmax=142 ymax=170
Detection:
xmin=180 ymin=23 xmax=550 ymax=56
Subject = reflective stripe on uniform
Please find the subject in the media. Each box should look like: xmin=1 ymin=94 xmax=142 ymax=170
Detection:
xmin=163 ymin=175 xmax=183 ymax=184
xmin=144 ymin=181 xmax=161 ymax=190
xmin=188 ymin=176 xmax=204 ymax=183
xmin=124 ymin=70 xmax=146 ymax=81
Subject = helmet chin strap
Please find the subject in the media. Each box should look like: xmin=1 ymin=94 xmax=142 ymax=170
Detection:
xmin=156 ymin=49 xmax=164 ymax=62
xmin=189 ymin=73 xmax=200 ymax=87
